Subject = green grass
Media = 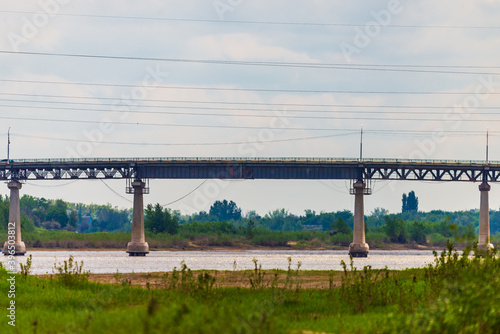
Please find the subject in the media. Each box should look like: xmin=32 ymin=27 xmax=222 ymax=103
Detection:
xmin=1 ymin=242 xmax=500 ymax=333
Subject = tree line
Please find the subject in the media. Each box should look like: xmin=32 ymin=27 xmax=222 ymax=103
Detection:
xmin=0 ymin=192 xmax=498 ymax=246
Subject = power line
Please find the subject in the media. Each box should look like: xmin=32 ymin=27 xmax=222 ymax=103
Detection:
xmin=1 ymin=10 xmax=499 ymax=29
xmin=3 ymin=112 xmax=500 ymax=126
xmin=5 ymin=99 xmax=500 ymax=117
xmin=99 ymin=179 xmax=132 ymax=203
xmin=8 ymin=130 xmax=497 ymax=151
xmin=1 ymin=50 xmax=499 ymax=76
xmin=162 ymin=180 xmax=208 ymax=207
xmin=0 ymin=78 xmax=497 ymax=95
xmin=4 ymin=98 xmax=500 ymax=118
xmin=3 ymin=91 xmax=500 ymax=107
xmin=13 ymin=132 xmax=357 ymax=146
xmin=25 ymin=180 xmax=79 ymax=188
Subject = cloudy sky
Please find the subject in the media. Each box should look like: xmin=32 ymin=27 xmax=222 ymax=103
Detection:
xmin=0 ymin=0 xmax=500 ymax=216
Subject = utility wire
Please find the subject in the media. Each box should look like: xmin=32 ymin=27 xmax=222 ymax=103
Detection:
xmin=3 ymin=91 xmax=500 ymax=106
xmin=2 ymin=113 xmax=500 ymax=126
xmin=6 ymin=130 xmax=496 ymax=151
xmin=1 ymin=10 xmax=499 ymax=29
xmin=1 ymin=50 xmax=499 ymax=76
xmin=99 ymin=179 xmax=132 ymax=203
xmin=13 ymin=132 xmax=357 ymax=146
xmin=4 ymin=97 xmax=500 ymax=115
xmin=0 ymin=78 xmax=497 ymax=95
xmin=25 ymin=180 xmax=79 ymax=187
xmin=162 ymin=180 xmax=208 ymax=207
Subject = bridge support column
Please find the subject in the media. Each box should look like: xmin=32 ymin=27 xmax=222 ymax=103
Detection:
xmin=349 ymin=181 xmax=369 ymax=257
xmin=126 ymin=180 xmax=149 ymax=256
xmin=2 ymin=181 xmax=26 ymax=256
xmin=478 ymin=182 xmax=493 ymax=251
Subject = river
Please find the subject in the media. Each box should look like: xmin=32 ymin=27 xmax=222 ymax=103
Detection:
xmin=1 ymin=250 xmax=439 ymax=275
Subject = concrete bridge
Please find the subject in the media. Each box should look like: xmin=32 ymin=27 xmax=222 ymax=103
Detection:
xmin=2 ymin=157 xmax=498 ymax=257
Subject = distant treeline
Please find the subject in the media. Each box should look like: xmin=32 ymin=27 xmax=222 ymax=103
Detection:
xmin=0 ymin=195 xmax=498 ymax=246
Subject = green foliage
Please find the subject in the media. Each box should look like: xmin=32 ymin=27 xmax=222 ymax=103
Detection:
xmin=209 ymin=199 xmax=242 ymax=221
xmin=52 ymin=255 xmax=89 ymax=286
xmin=21 ymin=214 xmax=35 ymax=233
xmin=409 ymin=221 xmax=427 ymax=244
xmin=161 ymin=261 xmax=217 ymax=295
xmin=19 ymin=254 xmax=33 ymax=279
xmin=68 ymin=210 xmax=78 ymax=230
xmin=384 ymin=215 xmax=407 ymax=243
xmin=251 ymin=230 xmax=289 ymax=247
xmin=402 ymin=193 xmax=408 ymax=213
xmin=402 ymin=190 xmax=419 ymax=213
xmin=331 ymin=216 xmax=352 ymax=234
xmin=145 ymin=203 xmax=179 ymax=234
xmin=0 ymin=195 xmax=9 ymax=230
xmin=180 ymin=220 xmax=238 ymax=235
xmin=19 ymin=195 xmax=132 ymax=232
xmin=46 ymin=199 xmax=69 ymax=228
xmin=330 ymin=232 xmax=352 ymax=246
xmin=262 ymin=208 xmax=300 ymax=231
xmin=245 ymin=220 xmax=255 ymax=238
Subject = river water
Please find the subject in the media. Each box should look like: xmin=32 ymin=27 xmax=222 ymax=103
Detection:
xmin=1 ymin=250 xmax=438 ymax=275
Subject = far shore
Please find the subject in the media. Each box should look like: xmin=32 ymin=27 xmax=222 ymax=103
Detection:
xmin=11 ymin=243 xmax=447 ymax=253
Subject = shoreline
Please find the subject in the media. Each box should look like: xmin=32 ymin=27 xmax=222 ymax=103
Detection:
xmin=12 ymin=244 xmax=445 ymax=252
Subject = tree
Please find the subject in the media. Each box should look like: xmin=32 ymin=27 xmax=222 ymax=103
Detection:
xmin=245 ymin=210 xmax=261 ymax=220
xmin=145 ymin=203 xmax=164 ymax=234
xmin=45 ymin=199 xmax=69 ymax=229
xmin=245 ymin=220 xmax=255 ymax=238
xmin=209 ymin=200 xmax=242 ymax=221
xmin=402 ymin=193 xmax=408 ymax=213
xmin=164 ymin=208 xmax=179 ymax=235
xmin=330 ymin=216 xmax=352 ymax=234
xmin=384 ymin=215 xmax=407 ymax=243
xmin=371 ymin=207 xmax=389 ymax=219
xmin=410 ymin=221 xmax=427 ymax=244
xmin=407 ymin=191 xmax=419 ymax=212
xmin=68 ymin=210 xmax=78 ymax=230
xmin=402 ymin=191 xmax=418 ymax=213
xmin=145 ymin=203 xmax=179 ymax=234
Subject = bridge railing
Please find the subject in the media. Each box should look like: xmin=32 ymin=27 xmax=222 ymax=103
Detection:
xmin=1 ymin=157 xmax=499 ymax=166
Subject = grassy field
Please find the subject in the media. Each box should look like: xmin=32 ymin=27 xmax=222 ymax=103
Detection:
xmin=1 ymin=242 xmax=500 ymax=333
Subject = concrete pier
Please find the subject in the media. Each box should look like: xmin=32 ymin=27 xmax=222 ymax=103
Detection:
xmin=478 ymin=182 xmax=493 ymax=251
xmin=2 ymin=181 xmax=26 ymax=256
xmin=126 ymin=180 xmax=149 ymax=256
xmin=349 ymin=181 xmax=369 ymax=257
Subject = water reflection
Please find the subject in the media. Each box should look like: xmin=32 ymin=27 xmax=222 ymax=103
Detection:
xmin=1 ymin=250 xmax=437 ymax=275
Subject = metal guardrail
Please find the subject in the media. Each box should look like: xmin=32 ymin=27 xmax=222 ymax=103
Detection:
xmin=2 ymin=157 xmax=498 ymax=166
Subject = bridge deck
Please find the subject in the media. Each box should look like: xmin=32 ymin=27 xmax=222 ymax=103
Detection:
xmin=0 ymin=157 xmax=497 ymax=182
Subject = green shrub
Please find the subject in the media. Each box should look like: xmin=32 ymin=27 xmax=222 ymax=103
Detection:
xmin=251 ymin=231 xmax=289 ymax=247
xmin=53 ymin=255 xmax=89 ymax=286
xmin=330 ymin=233 xmax=352 ymax=246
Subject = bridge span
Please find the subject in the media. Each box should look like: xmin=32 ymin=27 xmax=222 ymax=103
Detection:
xmin=1 ymin=157 xmax=500 ymax=182
xmin=2 ymin=157 xmax=496 ymax=257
